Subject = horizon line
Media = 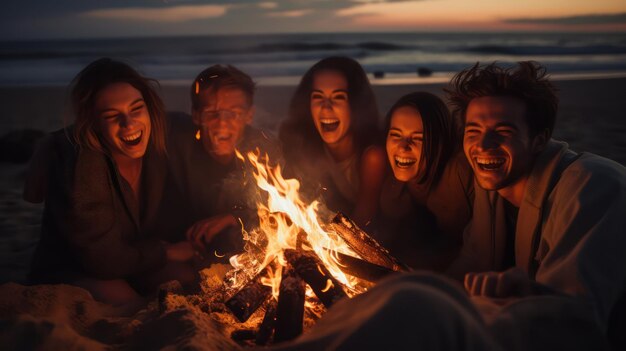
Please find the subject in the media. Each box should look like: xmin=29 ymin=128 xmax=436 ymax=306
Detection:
xmin=3 ymin=28 xmax=626 ymax=43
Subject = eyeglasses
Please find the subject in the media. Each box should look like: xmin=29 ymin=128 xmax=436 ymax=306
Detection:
xmin=199 ymin=109 xmax=245 ymax=123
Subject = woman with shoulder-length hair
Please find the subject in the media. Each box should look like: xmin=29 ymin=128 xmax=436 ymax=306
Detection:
xmin=378 ymin=92 xmax=474 ymax=270
xmin=279 ymin=56 xmax=386 ymax=228
xmin=27 ymin=58 xmax=196 ymax=306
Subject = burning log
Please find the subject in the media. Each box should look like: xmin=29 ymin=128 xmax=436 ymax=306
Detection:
xmin=326 ymin=249 xmax=398 ymax=282
xmin=274 ymin=265 xmax=306 ymax=342
xmin=231 ymin=329 xmax=256 ymax=342
xmin=284 ymin=249 xmax=347 ymax=308
xmin=330 ymin=212 xmax=409 ymax=272
xmin=225 ymin=266 xmax=273 ymax=322
xmin=255 ymin=299 xmax=277 ymax=345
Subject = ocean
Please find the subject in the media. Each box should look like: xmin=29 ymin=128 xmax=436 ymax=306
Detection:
xmin=1 ymin=31 xmax=626 ymax=86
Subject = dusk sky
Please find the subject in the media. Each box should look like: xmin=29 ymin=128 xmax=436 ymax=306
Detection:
xmin=2 ymin=0 xmax=626 ymax=40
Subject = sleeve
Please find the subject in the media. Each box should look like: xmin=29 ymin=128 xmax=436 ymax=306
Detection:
xmin=435 ymin=156 xmax=475 ymax=247
xmin=535 ymin=157 xmax=626 ymax=329
xmin=23 ymin=134 xmax=55 ymax=203
xmin=58 ymin=148 xmax=166 ymax=279
xmin=445 ymin=221 xmax=488 ymax=281
xmin=445 ymin=183 xmax=506 ymax=281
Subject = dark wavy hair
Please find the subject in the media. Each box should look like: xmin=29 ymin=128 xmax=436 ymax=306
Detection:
xmin=279 ymin=56 xmax=380 ymax=158
xmin=445 ymin=61 xmax=558 ymax=137
xmin=385 ymin=92 xmax=458 ymax=186
xmin=190 ymin=64 xmax=256 ymax=110
xmin=69 ymin=58 xmax=167 ymax=156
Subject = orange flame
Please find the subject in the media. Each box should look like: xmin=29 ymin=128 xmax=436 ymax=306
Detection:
xmin=225 ymin=149 xmax=366 ymax=301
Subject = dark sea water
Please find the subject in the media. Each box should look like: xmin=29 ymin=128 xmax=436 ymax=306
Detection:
xmin=1 ymin=32 xmax=626 ymax=86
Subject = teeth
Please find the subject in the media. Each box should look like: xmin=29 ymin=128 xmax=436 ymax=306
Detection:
xmin=320 ymin=118 xmax=339 ymax=125
xmin=476 ymin=157 xmax=505 ymax=165
xmin=394 ymin=156 xmax=417 ymax=168
xmin=121 ymin=131 xmax=141 ymax=142
xmin=394 ymin=156 xmax=416 ymax=164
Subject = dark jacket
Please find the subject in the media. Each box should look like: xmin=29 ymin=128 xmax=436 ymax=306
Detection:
xmin=161 ymin=113 xmax=282 ymax=244
xmin=378 ymin=151 xmax=474 ymax=270
xmin=29 ymin=129 xmax=167 ymax=283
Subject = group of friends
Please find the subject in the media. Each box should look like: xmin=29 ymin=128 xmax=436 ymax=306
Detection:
xmin=23 ymin=56 xmax=626 ymax=349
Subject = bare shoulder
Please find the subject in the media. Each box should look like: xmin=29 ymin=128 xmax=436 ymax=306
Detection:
xmin=361 ymin=145 xmax=387 ymax=170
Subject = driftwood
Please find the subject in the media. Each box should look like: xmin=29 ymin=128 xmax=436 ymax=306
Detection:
xmin=255 ymin=299 xmax=277 ymax=345
xmin=273 ymin=264 xmax=306 ymax=342
xmin=284 ymin=249 xmax=347 ymax=308
xmin=225 ymin=266 xmax=273 ymax=322
xmin=330 ymin=212 xmax=409 ymax=272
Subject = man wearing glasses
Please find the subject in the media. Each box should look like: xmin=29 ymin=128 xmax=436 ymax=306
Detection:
xmin=162 ymin=65 xmax=280 ymax=260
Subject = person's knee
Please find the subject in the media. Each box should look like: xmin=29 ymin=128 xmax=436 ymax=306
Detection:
xmin=74 ymin=278 xmax=140 ymax=305
xmin=312 ymin=279 xmax=496 ymax=350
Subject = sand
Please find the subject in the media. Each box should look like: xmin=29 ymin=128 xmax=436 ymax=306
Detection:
xmin=0 ymin=77 xmax=625 ymax=349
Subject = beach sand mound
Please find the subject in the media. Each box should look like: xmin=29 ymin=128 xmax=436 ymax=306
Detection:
xmin=0 ymin=282 xmax=240 ymax=351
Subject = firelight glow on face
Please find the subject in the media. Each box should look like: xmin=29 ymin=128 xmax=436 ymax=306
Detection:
xmin=95 ymin=82 xmax=151 ymax=161
xmin=463 ymin=96 xmax=537 ymax=192
xmin=310 ymin=70 xmax=352 ymax=146
xmin=386 ymin=106 xmax=424 ymax=182
xmin=194 ymin=87 xmax=253 ymax=159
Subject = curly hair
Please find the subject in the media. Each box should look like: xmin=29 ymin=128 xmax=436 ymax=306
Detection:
xmin=70 ymin=58 xmax=167 ymax=156
xmin=385 ymin=92 xmax=459 ymax=186
xmin=445 ymin=61 xmax=558 ymax=137
xmin=190 ymin=64 xmax=256 ymax=110
xmin=279 ymin=56 xmax=380 ymax=158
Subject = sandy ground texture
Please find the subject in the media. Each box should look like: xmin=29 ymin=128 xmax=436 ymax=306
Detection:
xmin=0 ymin=265 xmax=241 ymax=350
xmin=0 ymin=77 xmax=624 ymax=349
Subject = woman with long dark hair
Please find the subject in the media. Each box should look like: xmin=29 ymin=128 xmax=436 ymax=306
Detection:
xmin=379 ymin=92 xmax=474 ymax=270
xmin=279 ymin=56 xmax=386 ymax=227
xmin=27 ymin=58 xmax=196 ymax=306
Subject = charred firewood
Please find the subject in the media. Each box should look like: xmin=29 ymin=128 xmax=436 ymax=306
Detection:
xmin=295 ymin=229 xmax=307 ymax=251
xmin=274 ymin=264 xmax=306 ymax=342
xmin=225 ymin=266 xmax=273 ymax=322
xmin=231 ymin=329 xmax=257 ymax=341
xmin=284 ymin=249 xmax=347 ymax=308
xmin=330 ymin=212 xmax=409 ymax=272
xmin=325 ymin=249 xmax=398 ymax=282
xmin=255 ymin=298 xmax=277 ymax=345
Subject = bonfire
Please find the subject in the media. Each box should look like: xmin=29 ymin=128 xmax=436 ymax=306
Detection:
xmin=169 ymin=150 xmax=408 ymax=346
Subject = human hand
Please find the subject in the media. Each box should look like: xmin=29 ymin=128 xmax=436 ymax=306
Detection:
xmin=464 ymin=267 xmax=535 ymax=298
xmin=165 ymin=241 xmax=196 ymax=262
xmin=186 ymin=214 xmax=238 ymax=251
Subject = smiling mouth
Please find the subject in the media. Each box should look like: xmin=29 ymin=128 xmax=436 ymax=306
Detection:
xmin=120 ymin=131 xmax=142 ymax=146
xmin=213 ymin=133 xmax=233 ymax=145
xmin=475 ymin=157 xmax=506 ymax=171
xmin=394 ymin=156 xmax=417 ymax=168
xmin=320 ymin=118 xmax=340 ymax=132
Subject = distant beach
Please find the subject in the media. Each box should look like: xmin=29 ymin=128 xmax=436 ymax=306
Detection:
xmin=2 ymin=32 xmax=626 ymax=86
